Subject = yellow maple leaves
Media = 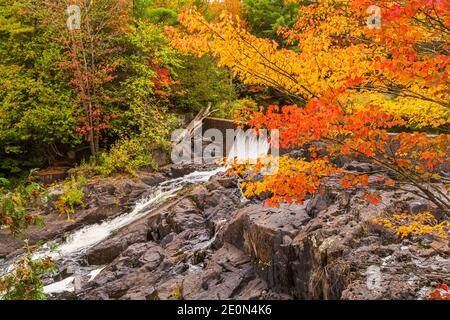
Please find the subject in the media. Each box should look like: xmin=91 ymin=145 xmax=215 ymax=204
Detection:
xmin=373 ymin=211 xmax=450 ymax=239
xmin=168 ymin=0 xmax=449 ymax=127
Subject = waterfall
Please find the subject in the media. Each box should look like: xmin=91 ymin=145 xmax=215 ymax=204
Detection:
xmin=1 ymin=131 xmax=272 ymax=294
xmin=0 ymin=167 xmax=226 ymax=275
xmin=226 ymin=129 xmax=270 ymax=162
xmin=37 ymin=167 xmax=226 ymax=261
xmin=0 ymin=135 xmax=272 ymax=297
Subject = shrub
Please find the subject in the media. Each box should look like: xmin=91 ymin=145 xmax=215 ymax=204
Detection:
xmin=55 ymin=176 xmax=86 ymax=221
xmin=0 ymin=177 xmax=10 ymax=194
xmin=0 ymin=241 xmax=56 ymax=300
xmin=171 ymin=55 xmax=237 ymax=113
xmin=214 ymin=98 xmax=259 ymax=121
xmin=96 ymin=137 xmax=157 ymax=177
xmin=0 ymin=170 xmax=44 ymax=236
xmin=144 ymin=8 xmax=179 ymax=26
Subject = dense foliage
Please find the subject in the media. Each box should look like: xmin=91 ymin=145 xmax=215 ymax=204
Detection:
xmin=1 ymin=0 xmax=449 ymax=300
xmin=242 ymin=0 xmax=307 ymax=41
xmin=0 ymin=0 xmax=237 ymax=180
xmin=170 ymin=0 xmax=449 ymax=233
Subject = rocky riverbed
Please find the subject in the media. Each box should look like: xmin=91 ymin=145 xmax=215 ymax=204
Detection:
xmin=0 ymin=162 xmax=448 ymax=300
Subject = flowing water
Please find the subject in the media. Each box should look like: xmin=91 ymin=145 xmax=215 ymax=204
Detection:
xmin=37 ymin=167 xmax=227 ymax=262
xmin=226 ymin=129 xmax=270 ymax=162
xmin=0 ymin=168 xmax=226 ymax=275
xmin=1 ymin=133 xmax=271 ymax=295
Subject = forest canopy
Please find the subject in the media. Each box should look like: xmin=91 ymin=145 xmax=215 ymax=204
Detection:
xmin=0 ymin=0 xmax=449 ymax=302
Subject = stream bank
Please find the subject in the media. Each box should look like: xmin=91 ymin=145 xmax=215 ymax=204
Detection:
xmin=0 ymin=163 xmax=448 ymax=300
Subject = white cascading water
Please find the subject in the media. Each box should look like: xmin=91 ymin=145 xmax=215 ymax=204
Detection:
xmin=226 ymin=129 xmax=270 ymax=162
xmin=34 ymin=167 xmax=227 ymax=262
xmin=44 ymin=130 xmax=269 ymax=260
xmin=0 ymin=167 xmax=226 ymax=277
xmin=2 ymin=133 xmax=271 ymax=295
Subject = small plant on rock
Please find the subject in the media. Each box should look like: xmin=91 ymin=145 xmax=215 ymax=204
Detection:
xmin=171 ymin=283 xmax=184 ymax=300
xmin=55 ymin=176 xmax=87 ymax=221
xmin=0 ymin=241 xmax=56 ymax=300
xmin=372 ymin=211 xmax=450 ymax=240
xmin=96 ymin=137 xmax=157 ymax=177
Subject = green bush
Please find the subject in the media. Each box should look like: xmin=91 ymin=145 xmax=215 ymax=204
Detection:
xmin=144 ymin=8 xmax=179 ymax=26
xmin=171 ymin=55 xmax=237 ymax=113
xmin=242 ymin=0 xmax=306 ymax=42
xmin=97 ymin=137 xmax=157 ymax=177
xmin=0 ymin=177 xmax=10 ymax=193
xmin=55 ymin=176 xmax=86 ymax=221
xmin=0 ymin=241 xmax=56 ymax=300
xmin=214 ymin=98 xmax=259 ymax=121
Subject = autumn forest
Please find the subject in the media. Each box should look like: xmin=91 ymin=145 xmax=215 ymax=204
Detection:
xmin=0 ymin=0 xmax=449 ymax=303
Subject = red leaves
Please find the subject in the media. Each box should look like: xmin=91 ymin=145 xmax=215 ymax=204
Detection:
xmin=153 ymin=66 xmax=175 ymax=90
xmin=346 ymin=75 xmax=363 ymax=87
xmin=428 ymin=283 xmax=450 ymax=300
xmin=341 ymin=145 xmax=351 ymax=155
xmin=340 ymin=175 xmax=370 ymax=189
xmin=339 ymin=179 xmax=352 ymax=189
xmin=363 ymin=193 xmax=382 ymax=206
xmin=247 ymin=85 xmax=264 ymax=93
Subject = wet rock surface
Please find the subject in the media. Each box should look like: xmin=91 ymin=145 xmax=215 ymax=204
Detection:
xmin=1 ymin=163 xmax=448 ymax=300
xmin=77 ymin=172 xmax=449 ymax=300
xmin=0 ymin=164 xmax=214 ymax=260
xmin=0 ymin=177 xmax=150 ymax=260
xmin=77 ymin=173 xmax=267 ymax=300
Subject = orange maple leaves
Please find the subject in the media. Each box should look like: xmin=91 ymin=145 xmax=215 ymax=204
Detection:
xmin=429 ymin=284 xmax=450 ymax=300
xmin=169 ymin=0 xmax=449 ymax=126
xmin=236 ymin=156 xmax=338 ymax=207
xmin=169 ymin=1 xmax=450 ymax=214
xmin=246 ymin=96 xmax=449 ymax=211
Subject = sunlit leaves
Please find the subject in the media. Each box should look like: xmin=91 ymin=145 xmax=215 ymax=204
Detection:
xmin=372 ymin=211 xmax=450 ymax=239
xmin=169 ymin=0 xmax=449 ymax=127
xmin=231 ymin=156 xmax=339 ymax=207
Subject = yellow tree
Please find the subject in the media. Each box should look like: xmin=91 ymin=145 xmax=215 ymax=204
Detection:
xmin=168 ymin=0 xmax=449 ymax=127
xmin=209 ymin=0 xmax=242 ymax=18
xmin=168 ymin=0 xmax=450 ymax=228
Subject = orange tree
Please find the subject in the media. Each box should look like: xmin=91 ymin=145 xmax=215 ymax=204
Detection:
xmin=35 ymin=0 xmax=133 ymax=156
xmin=168 ymin=1 xmax=450 ymax=221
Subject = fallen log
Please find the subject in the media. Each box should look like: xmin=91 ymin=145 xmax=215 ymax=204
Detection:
xmin=172 ymin=103 xmax=213 ymax=146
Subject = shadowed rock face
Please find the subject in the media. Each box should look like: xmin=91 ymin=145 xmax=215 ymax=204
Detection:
xmin=78 ymin=173 xmax=279 ymax=300
xmin=1 ymin=163 xmax=448 ymax=300
xmin=0 ymin=175 xmax=158 ymax=260
xmin=73 ymin=171 xmax=449 ymax=300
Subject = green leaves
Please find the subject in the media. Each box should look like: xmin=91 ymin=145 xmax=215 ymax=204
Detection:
xmin=171 ymin=55 xmax=237 ymax=113
xmin=0 ymin=2 xmax=80 ymax=175
xmin=144 ymin=8 xmax=179 ymax=26
xmin=242 ymin=0 xmax=305 ymax=41
xmin=0 ymin=170 xmax=44 ymax=235
xmin=55 ymin=176 xmax=86 ymax=222
xmin=0 ymin=241 xmax=56 ymax=300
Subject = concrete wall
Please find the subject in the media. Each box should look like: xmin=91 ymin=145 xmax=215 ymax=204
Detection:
xmin=202 ymin=117 xmax=239 ymax=157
